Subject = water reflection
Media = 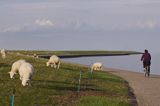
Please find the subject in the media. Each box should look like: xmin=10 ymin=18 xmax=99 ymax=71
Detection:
xmin=62 ymin=54 xmax=160 ymax=75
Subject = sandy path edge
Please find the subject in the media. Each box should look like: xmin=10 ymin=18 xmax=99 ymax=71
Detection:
xmin=105 ymin=68 xmax=160 ymax=106
xmin=63 ymin=61 xmax=159 ymax=106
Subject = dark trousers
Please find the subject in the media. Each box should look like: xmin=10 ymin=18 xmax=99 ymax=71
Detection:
xmin=143 ymin=61 xmax=151 ymax=72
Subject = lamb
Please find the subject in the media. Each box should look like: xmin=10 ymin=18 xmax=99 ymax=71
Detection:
xmin=8 ymin=59 xmax=26 ymax=79
xmin=19 ymin=62 xmax=34 ymax=86
xmin=46 ymin=55 xmax=60 ymax=69
xmin=1 ymin=49 xmax=7 ymax=59
xmin=91 ymin=62 xmax=103 ymax=73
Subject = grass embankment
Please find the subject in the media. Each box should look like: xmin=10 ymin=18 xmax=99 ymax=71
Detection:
xmin=0 ymin=52 xmax=131 ymax=106
xmin=11 ymin=50 xmax=141 ymax=57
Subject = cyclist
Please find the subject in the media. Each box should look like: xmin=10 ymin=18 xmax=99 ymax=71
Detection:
xmin=141 ymin=49 xmax=151 ymax=74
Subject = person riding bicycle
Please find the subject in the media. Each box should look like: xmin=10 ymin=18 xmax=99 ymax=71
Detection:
xmin=141 ymin=49 xmax=151 ymax=73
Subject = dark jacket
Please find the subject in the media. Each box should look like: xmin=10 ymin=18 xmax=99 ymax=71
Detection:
xmin=141 ymin=52 xmax=151 ymax=62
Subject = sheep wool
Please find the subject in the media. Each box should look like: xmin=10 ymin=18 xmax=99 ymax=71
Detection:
xmin=46 ymin=55 xmax=60 ymax=69
xmin=91 ymin=62 xmax=103 ymax=72
xmin=8 ymin=59 xmax=26 ymax=79
xmin=19 ymin=62 xmax=34 ymax=87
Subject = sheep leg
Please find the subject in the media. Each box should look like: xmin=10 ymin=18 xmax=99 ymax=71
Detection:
xmin=57 ymin=62 xmax=60 ymax=69
xmin=51 ymin=64 xmax=53 ymax=67
xmin=54 ymin=63 xmax=56 ymax=69
xmin=28 ymin=80 xmax=32 ymax=87
xmin=20 ymin=76 xmax=23 ymax=80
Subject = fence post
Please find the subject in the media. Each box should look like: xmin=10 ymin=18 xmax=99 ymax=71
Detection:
xmin=78 ymin=71 xmax=82 ymax=92
xmin=12 ymin=88 xmax=15 ymax=106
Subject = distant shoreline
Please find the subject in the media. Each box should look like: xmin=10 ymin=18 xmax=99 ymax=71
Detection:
xmin=38 ymin=53 xmax=141 ymax=59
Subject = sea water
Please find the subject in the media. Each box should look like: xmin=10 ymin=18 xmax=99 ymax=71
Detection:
xmin=62 ymin=54 xmax=160 ymax=75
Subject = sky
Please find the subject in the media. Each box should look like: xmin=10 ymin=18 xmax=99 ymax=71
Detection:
xmin=0 ymin=0 xmax=160 ymax=53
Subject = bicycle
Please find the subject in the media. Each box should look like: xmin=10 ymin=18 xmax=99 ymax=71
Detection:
xmin=144 ymin=65 xmax=150 ymax=77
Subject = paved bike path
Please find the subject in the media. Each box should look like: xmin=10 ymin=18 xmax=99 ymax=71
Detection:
xmin=106 ymin=68 xmax=160 ymax=106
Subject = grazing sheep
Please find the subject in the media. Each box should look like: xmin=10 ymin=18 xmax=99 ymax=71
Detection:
xmin=91 ymin=62 xmax=103 ymax=73
xmin=33 ymin=53 xmax=37 ymax=58
xmin=46 ymin=55 xmax=60 ymax=69
xmin=1 ymin=49 xmax=7 ymax=59
xmin=19 ymin=62 xmax=34 ymax=87
xmin=8 ymin=59 xmax=26 ymax=79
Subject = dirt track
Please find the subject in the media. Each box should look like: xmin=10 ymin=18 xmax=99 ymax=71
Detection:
xmin=106 ymin=68 xmax=160 ymax=106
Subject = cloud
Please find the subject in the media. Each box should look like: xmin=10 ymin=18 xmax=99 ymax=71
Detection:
xmin=35 ymin=19 xmax=54 ymax=27
xmin=0 ymin=26 xmax=21 ymax=33
xmin=0 ymin=18 xmax=55 ymax=33
xmin=0 ymin=17 xmax=158 ymax=34
xmin=109 ymin=19 xmax=158 ymax=31
xmin=136 ymin=19 xmax=156 ymax=29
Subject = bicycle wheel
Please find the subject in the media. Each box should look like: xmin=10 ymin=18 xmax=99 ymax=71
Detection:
xmin=146 ymin=66 xmax=150 ymax=77
xmin=145 ymin=69 xmax=147 ymax=77
xmin=147 ymin=66 xmax=150 ymax=77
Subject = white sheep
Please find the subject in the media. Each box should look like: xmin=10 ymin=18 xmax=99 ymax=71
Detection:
xmin=8 ymin=59 xmax=26 ymax=79
xmin=1 ymin=49 xmax=7 ymax=59
xmin=19 ymin=62 xmax=34 ymax=87
xmin=91 ymin=62 xmax=103 ymax=73
xmin=33 ymin=53 xmax=38 ymax=58
xmin=46 ymin=55 xmax=60 ymax=69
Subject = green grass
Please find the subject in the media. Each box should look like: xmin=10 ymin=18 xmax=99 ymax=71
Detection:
xmin=0 ymin=52 xmax=132 ymax=106
xmin=78 ymin=96 xmax=129 ymax=106
xmin=10 ymin=50 xmax=141 ymax=56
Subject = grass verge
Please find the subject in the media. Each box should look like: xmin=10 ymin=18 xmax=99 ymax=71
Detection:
xmin=0 ymin=52 xmax=132 ymax=106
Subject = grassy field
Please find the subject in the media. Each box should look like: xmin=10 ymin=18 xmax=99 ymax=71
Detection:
xmin=11 ymin=50 xmax=141 ymax=56
xmin=0 ymin=52 xmax=132 ymax=106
